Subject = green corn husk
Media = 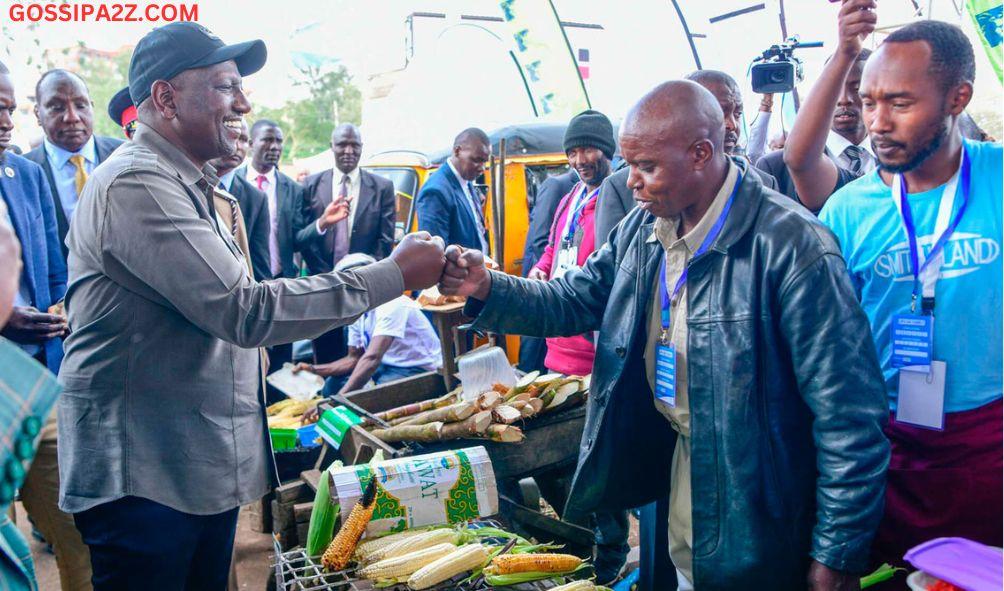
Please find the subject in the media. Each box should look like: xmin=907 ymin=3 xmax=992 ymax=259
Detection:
xmin=483 ymin=562 xmax=591 ymax=586
xmin=305 ymin=462 xmax=342 ymax=557
xmin=860 ymin=563 xmax=905 ymax=588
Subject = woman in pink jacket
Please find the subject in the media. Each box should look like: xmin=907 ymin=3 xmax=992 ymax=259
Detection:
xmin=529 ymin=110 xmax=615 ymax=376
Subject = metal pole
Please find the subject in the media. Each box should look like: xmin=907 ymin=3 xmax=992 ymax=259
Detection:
xmin=669 ymin=0 xmax=702 ymax=70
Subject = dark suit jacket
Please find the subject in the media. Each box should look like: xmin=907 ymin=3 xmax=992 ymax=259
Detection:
xmin=0 ymin=154 xmax=67 ymax=373
xmin=296 ymin=168 xmax=396 ymax=274
xmin=522 ymin=170 xmax=577 ymax=275
xmin=755 ymin=149 xmax=857 ymax=214
xmin=415 ymin=163 xmax=487 ymax=250
xmin=226 ymin=174 xmax=271 ymax=282
xmin=594 ymin=157 xmax=780 ymax=246
xmin=237 ymin=166 xmax=307 ymax=278
xmin=23 ymin=135 xmax=124 ymax=261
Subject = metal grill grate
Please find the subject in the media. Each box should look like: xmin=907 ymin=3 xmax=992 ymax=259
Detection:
xmin=272 ymin=538 xmax=571 ymax=591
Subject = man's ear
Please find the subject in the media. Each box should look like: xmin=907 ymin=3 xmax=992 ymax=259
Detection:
xmin=691 ymin=139 xmax=715 ymax=170
xmin=149 ymin=80 xmax=178 ymax=119
xmin=947 ymin=81 xmax=974 ymax=116
xmin=33 ymin=103 xmax=40 ymax=126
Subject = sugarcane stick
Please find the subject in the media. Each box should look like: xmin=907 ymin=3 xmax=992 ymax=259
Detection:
xmin=492 ymin=405 xmax=522 ymax=425
xmin=503 ymin=371 xmax=540 ymax=401
xmin=526 ymin=398 xmax=544 ymax=414
xmin=439 ymin=411 xmax=493 ymax=439
xmin=371 ymin=422 xmax=445 ymax=443
xmin=477 ymin=391 xmax=502 ymax=411
xmin=399 ymin=401 xmax=477 ymax=427
xmin=508 ymin=400 xmax=528 ymax=412
xmin=363 ymin=392 xmax=457 ymax=427
xmin=485 ymin=424 xmax=524 ymax=443
xmin=512 ymin=392 xmax=533 ymax=404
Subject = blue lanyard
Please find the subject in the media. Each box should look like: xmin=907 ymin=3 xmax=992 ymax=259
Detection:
xmin=660 ymin=174 xmax=743 ymax=334
xmin=563 ymin=184 xmax=600 ymax=245
xmin=897 ymin=149 xmax=971 ymax=308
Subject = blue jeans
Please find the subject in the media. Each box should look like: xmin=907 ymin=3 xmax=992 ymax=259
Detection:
xmin=322 ymin=364 xmax=429 ymax=396
xmin=74 ymin=496 xmax=239 ymax=591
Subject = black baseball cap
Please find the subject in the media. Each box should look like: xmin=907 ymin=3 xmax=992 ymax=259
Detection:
xmin=128 ymin=22 xmax=266 ymax=106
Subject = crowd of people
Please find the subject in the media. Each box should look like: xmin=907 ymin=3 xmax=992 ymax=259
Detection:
xmin=0 ymin=0 xmax=1000 ymax=589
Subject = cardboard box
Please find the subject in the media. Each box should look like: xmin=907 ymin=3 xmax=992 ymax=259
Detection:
xmin=329 ymin=446 xmax=498 ymax=535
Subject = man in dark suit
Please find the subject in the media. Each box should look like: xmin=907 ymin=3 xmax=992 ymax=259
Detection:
xmin=0 ymin=62 xmax=92 ymax=591
xmin=23 ymin=69 xmax=123 ymax=261
xmin=297 ymin=123 xmax=395 ymax=363
xmin=239 ymin=119 xmax=309 ymax=390
xmin=416 ymin=128 xmax=491 ymax=251
xmin=239 ymin=119 xmax=307 ymax=279
xmin=298 ymin=123 xmax=395 ymax=270
xmin=209 ymin=120 xmax=270 ymax=281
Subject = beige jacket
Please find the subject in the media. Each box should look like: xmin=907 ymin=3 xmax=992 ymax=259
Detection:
xmin=58 ymin=124 xmax=404 ymax=515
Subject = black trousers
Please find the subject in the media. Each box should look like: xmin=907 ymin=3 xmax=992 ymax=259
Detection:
xmin=74 ymin=496 xmax=239 ymax=591
xmin=312 ymin=326 xmax=347 ymax=365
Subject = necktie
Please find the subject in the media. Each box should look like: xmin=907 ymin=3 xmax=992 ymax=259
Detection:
xmin=843 ymin=145 xmax=865 ymax=177
xmin=69 ymin=154 xmax=88 ymax=196
xmin=333 ymin=175 xmax=350 ymax=265
xmin=256 ymin=174 xmax=267 ymax=191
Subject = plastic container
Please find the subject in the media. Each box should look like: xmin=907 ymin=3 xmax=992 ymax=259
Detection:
xmin=269 ymin=428 xmax=299 ymax=452
xmin=296 ymin=423 xmax=321 ymax=449
xmin=904 ymin=537 xmax=1003 ymax=591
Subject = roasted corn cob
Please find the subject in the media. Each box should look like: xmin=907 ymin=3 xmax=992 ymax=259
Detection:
xmin=407 ymin=543 xmax=489 ymax=590
xmin=362 ymin=527 xmax=459 ymax=565
xmin=355 ymin=529 xmax=433 ymax=562
xmin=321 ymin=478 xmax=377 ymax=571
xmin=484 ymin=553 xmax=583 ymax=575
xmin=357 ymin=543 xmax=457 ymax=581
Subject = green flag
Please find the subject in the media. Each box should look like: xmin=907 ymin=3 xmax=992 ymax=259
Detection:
xmin=967 ymin=0 xmax=1003 ymax=82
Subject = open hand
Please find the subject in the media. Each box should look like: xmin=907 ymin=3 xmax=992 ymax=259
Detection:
xmin=440 ymin=245 xmax=491 ymax=300
xmin=390 ymin=232 xmax=446 ymax=291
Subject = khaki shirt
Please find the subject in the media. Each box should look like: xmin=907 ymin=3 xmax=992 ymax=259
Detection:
xmin=644 ymin=161 xmax=738 ymax=583
xmin=58 ymin=123 xmax=404 ymax=515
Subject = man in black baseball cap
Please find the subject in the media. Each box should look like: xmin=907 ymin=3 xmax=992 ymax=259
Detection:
xmin=60 ymin=21 xmax=448 ymax=590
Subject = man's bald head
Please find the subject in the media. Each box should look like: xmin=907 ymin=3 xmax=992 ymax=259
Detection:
xmin=622 ymin=80 xmax=725 ymax=153
xmin=685 ymin=69 xmax=744 ymax=153
xmin=619 ymin=80 xmax=729 ymax=220
xmin=450 ymin=127 xmax=490 ymax=181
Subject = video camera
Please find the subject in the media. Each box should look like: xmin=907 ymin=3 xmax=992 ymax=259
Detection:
xmin=751 ymin=38 xmax=823 ymax=94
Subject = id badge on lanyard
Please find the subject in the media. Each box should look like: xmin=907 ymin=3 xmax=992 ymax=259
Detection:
xmin=551 ymin=185 xmax=597 ymax=281
xmin=890 ymin=148 xmax=970 ymax=429
xmin=654 ymin=173 xmax=742 ymax=408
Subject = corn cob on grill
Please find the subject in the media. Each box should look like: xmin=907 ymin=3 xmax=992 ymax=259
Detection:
xmin=321 ymin=478 xmax=377 ymax=571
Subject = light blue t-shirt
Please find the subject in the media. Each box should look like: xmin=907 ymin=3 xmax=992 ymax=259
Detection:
xmin=820 ymin=139 xmax=1002 ymax=413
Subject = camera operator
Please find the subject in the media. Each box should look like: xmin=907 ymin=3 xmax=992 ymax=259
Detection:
xmin=780 ymin=0 xmax=876 ymax=212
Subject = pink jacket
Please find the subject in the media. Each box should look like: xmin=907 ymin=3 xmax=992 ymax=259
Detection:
xmin=532 ymin=183 xmax=598 ymax=376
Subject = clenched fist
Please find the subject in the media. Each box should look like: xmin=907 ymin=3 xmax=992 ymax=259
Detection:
xmin=390 ymin=232 xmax=446 ymax=291
xmin=439 ymin=245 xmax=492 ymax=301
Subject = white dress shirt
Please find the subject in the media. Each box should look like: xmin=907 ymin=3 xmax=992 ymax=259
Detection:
xmin=825 ymin=131 xmax=876 ymax=174
xmin=447 ymin=158 xmax=489 ymax=252
xmin=317 ymin=166 xmax=361 ymax=236
xmin=246 ymin=165 xmax=280 ymax=276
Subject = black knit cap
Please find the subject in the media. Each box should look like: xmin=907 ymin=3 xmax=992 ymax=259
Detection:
xmin=563 ymin=109 xmax=615 ymax=160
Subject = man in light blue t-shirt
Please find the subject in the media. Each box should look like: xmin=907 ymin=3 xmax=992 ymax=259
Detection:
xmin=819 ymin=10 xmax=1002 ymax=572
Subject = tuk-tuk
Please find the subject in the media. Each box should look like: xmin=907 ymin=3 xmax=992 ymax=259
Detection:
xmin=364 ymin=122 xmax=573 ymax=361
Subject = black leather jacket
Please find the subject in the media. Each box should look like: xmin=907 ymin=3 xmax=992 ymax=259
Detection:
xmin=469 ymin=169 xmax=890 ymax=589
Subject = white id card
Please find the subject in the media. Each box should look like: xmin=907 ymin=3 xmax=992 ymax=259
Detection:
xmin=896 ymin=360 xmax=947 ymax=430
xmin=552 ymin=246 xmax=579 ymax=280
